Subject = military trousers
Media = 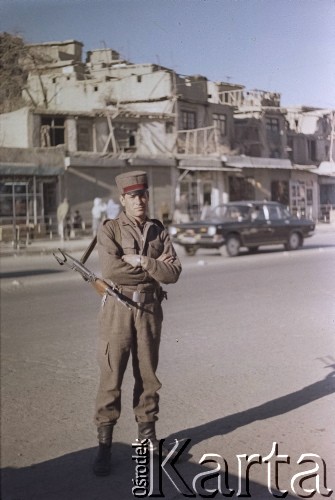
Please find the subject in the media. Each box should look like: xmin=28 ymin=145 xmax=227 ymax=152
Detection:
xmin=94 ymin=293 xmax=163 ymax=427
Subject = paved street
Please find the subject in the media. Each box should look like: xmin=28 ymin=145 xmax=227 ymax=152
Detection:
xmin=1 ymin=229 xmax=335 ymax=499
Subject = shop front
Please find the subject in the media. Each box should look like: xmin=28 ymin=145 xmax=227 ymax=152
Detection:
xmin=175 ymin=156 xmax=241 ymax=221
xmin=0 ymin=164 xmax=64 ymax=247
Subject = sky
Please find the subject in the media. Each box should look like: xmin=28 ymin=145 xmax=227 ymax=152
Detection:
xmin=1 ymin=0 xmax=335 ymax=109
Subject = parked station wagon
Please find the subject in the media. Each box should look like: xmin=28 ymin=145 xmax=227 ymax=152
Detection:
xmin=169 ymin=201 xmax=315 ymax=257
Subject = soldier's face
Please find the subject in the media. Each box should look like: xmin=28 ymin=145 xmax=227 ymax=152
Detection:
xmin=120 ymin=190 xmax=149 ymax=221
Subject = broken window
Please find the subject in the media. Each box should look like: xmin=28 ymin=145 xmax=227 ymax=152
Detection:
xmin=307 ymin=139 xmax=317 ymax=162
xmin=40 ymin=117 xmax=65 ymax=147
xmin=77 ymin=120 xmax=93 ymax=151
xmin=114 ymin=125 xmax=137 ymax=151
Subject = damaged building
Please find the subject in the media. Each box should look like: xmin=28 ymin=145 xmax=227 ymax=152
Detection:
xmin=0 ymin=38 xmax=334 ymax=242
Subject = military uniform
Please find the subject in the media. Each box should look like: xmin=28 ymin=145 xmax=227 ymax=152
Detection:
xmin=93 ymin=171 xmax=181 ymax=475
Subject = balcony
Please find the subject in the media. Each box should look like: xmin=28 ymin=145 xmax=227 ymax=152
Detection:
xmin=177 ymin=126 xmax=223 ymax=155
xmin=217 ymin=89 xmax=281 ymax=110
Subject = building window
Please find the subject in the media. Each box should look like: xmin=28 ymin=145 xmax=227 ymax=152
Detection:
xmin=270 ymin=149 xmax=281 ymax=158
xmin=181 ymin=110 xmax=196 ymax=130
xmin=77 ymin=120 xmax=93 ymax=151
xmin=129 ymin=134 xmax=136 ymax=147
xmin=137 ymin=75 xmax=142 ymax=83
xmin=229 ymin=176 xmax=255 ymax=201
xmin=290 ymin=181 xmax=307 ymax=218
xmin=266 ymin=117 xmax=281 ymax=145
xmin=213 ymin=113 xmax=227 ymax=136
xmin=306 ymin=187 xmax=313 ymax=206
xmin=266 ymin=117 xmax=280 ymax=132
xmin=307 ymin=139 xmax=317 ymax=162
xmin=0 ymin=179 xmax=52 ymax=225
xmin=287 ymin=137 xmax=294 ymax=161
xmin=40 ymin=117 xmax=65 ymax=147
xmin=165 ymin=122 xmax=174 ymax=134
xmin=271 ymin=181 xmax=289 ymax=205
xmin=114 ymin=125 xmax=137 ymax=151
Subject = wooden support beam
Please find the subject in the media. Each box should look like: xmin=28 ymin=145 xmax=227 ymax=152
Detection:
xmin=67 ymin=167 xmax=114 ymax=190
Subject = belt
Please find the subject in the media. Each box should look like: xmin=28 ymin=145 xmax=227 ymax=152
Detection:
xmin=120 ymin=289 xmax=158 ymax=304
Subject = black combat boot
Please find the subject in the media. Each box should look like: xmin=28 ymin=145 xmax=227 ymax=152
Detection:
xmin=92 ymin=424 xmax=113 ymax=476
xmin=138 ymin=421 xmax=162 ymax=455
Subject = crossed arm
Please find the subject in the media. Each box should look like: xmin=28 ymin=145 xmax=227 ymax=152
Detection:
xmin=122 ymin=253 xmax=175 ymax=267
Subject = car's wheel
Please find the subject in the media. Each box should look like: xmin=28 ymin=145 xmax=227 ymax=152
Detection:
xmin=248 ymin=246 xmax=259 ymax=254
xmin=284 ymin=232 xmax=302 ymax=251
xmin=226 ymin=235 xmax=241 ymax=257
xmin=184 ymin=245 xmax=197 ymax=256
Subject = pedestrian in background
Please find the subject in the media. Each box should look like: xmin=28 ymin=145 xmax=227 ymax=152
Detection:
xmin=106 ymin=196 xmax=120 ymax=219
xmin=73 ymin=210 xmax=83 ymax=230
xmin=91 ymin=198 xmax=107 ymax=237
xmin=93 ymin=170 xmax=182 ymax=476
xmin=56 ymin=198 xmax=69 ymax=241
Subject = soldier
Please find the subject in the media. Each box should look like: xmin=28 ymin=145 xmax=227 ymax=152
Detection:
xmin=93 ymin=170 xmax=182 ymax=476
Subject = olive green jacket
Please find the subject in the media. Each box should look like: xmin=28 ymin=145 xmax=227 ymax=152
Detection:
xmin=97 ymin=211 xmax=182 ymax=287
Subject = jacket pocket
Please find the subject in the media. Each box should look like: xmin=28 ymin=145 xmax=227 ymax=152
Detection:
xmin=122 ymin=235 xmax=137 ymax=254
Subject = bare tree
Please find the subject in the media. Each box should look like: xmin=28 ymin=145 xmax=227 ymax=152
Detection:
xmin=0 ymin=32 xmax=52 ymax=113
xmin=0 ymin=32 xmax=28 ymax=113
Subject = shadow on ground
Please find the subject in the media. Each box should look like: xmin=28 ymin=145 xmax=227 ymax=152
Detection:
xmin=0 ymin=269 xmax=63 ymax=279
xmin=2 ymin=369 xmax=334 ymax=499
xmin=1 ymin=442 xmax=300 ymax=500
xmin=167 ymin=366 xmax=335 ymax=450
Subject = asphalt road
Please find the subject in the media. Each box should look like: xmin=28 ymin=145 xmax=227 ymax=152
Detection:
xmin=1 ymin=231 xmax=335 ymax=499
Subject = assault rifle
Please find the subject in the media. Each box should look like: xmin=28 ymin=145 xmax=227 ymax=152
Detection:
xmin=53 ymin=249 xmax=131 ymax=309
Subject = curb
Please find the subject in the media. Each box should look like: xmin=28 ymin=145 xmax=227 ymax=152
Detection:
xmin=1 ymin=224 xmax=334 ymax=258
xmin=0 ymin=239 xmax=93 ymax=258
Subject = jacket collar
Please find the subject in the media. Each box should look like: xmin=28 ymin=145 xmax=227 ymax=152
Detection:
xmin=118 ymin=210 xmax=151 ymax=228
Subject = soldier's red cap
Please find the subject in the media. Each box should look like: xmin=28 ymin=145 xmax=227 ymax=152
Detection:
xmin=115 ymin=170 xmax=148 ymax=195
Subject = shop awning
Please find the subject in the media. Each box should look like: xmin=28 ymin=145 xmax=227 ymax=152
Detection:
xmin=313 ymin=161 xmax=335 ymax=177
xmin=178 ymin=156 xmax=240 ymax=172
xmin=66 ymin=154 xmax=176 ymax=168
xmin=222 ymin=155 xmax=292 ymax=169
xmin=0 ymin=163 xmax=64 ymax=176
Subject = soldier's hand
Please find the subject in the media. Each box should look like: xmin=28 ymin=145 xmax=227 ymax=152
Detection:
xmin=122 ymin=254 xmax=142 ymax=268
xmin=158 ymin=253 xmax=175 ymax=263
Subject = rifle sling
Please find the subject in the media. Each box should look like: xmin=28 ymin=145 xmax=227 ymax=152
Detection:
xmin=80 ymin=236 xmax=97 ymax=264
xmin=79 ymin=219 xmax=120 ymax=264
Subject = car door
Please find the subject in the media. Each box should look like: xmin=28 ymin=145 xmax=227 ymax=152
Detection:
xmin=242 ymin=204 xmax=273 ymax=246
xmin=265 ymin=204 xmax=291 ymax=243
